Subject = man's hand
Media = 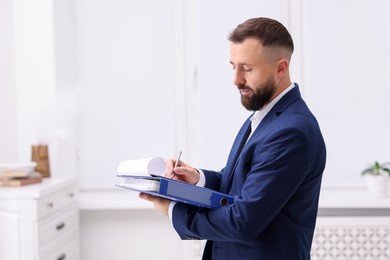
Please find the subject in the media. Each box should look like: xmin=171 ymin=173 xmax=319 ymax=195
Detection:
xmin=139 ymin=193 xmax=171 ymax=216
xmin=139 ymin=159 xmax=200 ymax=216
xmin=165 ymin=159 xmax=200 ymax=185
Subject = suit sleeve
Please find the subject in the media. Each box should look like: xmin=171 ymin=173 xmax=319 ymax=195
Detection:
xmin=172 ymin=126 xmax=312 ymax=242
xmin=201 ymin=168 xmax=224 ymax=190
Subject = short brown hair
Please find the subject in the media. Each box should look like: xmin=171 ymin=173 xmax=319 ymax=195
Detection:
xmin=228 ymin=17 xmax=294 ymax=54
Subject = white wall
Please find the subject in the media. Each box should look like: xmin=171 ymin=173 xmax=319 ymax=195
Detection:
xmin=73 ymin=0 xmax=390 ymax=189
xmin=4 ymin=0 xmax=389 ymax=188
xmin=0 ymin=0 xmax=78 ymax=178
xmin=0 ymin=0 xmax=18 ymax=163
xmin=188 ymin=0 xmax=283 ymax=169
xmin=301 ymin=0 xmax=390 ymax=187
xmin=75 ymin=0 xmax=177 ymax=189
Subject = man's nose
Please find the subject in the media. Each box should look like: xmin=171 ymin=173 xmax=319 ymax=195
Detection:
xmin=233 ymin=70 xmax=245 ymax=86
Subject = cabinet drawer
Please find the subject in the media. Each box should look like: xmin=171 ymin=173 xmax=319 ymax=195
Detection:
xmin=37 ymin=208 xmax=79 ymax=250
xmin=41 ymin=232 xmax=79 ymax=260
xmin=37 ymin=185 xmax=78 ymax=219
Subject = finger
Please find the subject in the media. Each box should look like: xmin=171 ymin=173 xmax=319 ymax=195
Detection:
xmin=166 ymin=159 xmax=175 ymax=169
xmin=165 ymin=160 xmax=175 ymax=176
xmin=139 ymin=193 xmax=153 ymax=201
xmin=174 ymin=167 xmax=199 ymax=184
xmin=163 ymin=171 xmax=171 ymax=178
xmin=171 ymin=167 xmax=190 ymax=176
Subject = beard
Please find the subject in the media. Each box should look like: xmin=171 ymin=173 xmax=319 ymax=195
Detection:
xmin=238 ymin=77 xmax=277 ymax=111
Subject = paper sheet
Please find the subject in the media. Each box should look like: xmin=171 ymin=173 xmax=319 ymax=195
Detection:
xmin=117 ymin=157 xmax=166 ymax=176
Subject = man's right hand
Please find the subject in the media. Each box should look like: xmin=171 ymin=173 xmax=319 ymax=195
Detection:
xmin=165 ymin=159 xmax=200 ymax=185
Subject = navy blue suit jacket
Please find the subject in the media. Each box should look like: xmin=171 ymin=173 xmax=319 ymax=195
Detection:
xmin=172 ymin=85 xmax=326 ymax=260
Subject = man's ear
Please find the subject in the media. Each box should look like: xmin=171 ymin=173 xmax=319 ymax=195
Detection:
xmin=277 ymin=59 xmax=289 ymax=74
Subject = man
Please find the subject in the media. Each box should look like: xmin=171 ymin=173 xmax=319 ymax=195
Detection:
xmin=140 ymin=17 xmax=326 ymax=260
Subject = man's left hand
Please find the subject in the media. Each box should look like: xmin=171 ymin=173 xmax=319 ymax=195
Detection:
xmin=139 ymin=193 xmax=171 ymax=216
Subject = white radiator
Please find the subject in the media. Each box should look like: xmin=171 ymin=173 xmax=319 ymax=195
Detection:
xmin=186 ymin=217 xmax=390 ymax=260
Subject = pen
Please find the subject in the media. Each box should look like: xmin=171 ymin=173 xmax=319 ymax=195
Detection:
xmin=172 ymin=151 xmax=182 ymax=179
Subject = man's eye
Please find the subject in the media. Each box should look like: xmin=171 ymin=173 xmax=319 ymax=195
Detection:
xmin=231 ymin=65 xmax=251 ymax=72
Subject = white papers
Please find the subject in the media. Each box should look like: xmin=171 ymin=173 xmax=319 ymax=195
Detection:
xmin=0 ymin=162 xmax=37 ymax=172
xmin=0 ymin=162 xmax=37 ymax=178
xmin=118 ymin=178 xmax=160 ymax=192
xmin=117 ymin=157 xmax=166 ymax=176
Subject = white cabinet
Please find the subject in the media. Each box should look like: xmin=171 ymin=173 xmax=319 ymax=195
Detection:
xmin=0 ymin=177 xmax=79 ymax=260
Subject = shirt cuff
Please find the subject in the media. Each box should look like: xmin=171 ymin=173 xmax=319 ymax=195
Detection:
xmin=168 ymin=201 xmax=177 ymax=223
xmin=196 ymin=168 xmax=206 ymax=187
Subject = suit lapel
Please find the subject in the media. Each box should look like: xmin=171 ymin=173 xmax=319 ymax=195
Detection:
xmin=221 ymin=84 xmax=302 ymax=193
xmin=246 ymin=84 xmax=302 ymax=146
xmin=220 ymin=118 xmax=251 ymax=193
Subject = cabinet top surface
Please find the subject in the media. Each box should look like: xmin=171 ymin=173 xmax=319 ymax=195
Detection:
xmin=78 ymin=187 xmax=390 ymax=211
xmin=319 ymin=187 xmax=390 ymax=208
xmin=0 ymin=177 xmax=77 ymax=199
xmin=2 ymin=181 xmax=389 ymax=208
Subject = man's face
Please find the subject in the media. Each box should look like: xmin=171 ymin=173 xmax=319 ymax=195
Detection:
xmin=230 ymin=38 xmax=278 ymax=111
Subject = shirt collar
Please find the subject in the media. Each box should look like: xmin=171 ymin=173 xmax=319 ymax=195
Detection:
xmin=250 ymin=83 xmax=295 ymax=127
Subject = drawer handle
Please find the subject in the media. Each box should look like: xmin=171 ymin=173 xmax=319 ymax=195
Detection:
xmin=68 ymin=192 xmax=75 ymax=198
xmin=57 ymin=253 xmax=66 ymax=260
xmin=47 ymin=202 xmax=54 ymax=208
xmin=56 ymin=222 xmax=66 ymax=230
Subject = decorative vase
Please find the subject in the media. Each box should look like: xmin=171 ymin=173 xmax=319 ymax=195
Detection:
xmin=31 ymin=144 xmax=51 ymax=178
xmin=365 ymin=174 xmax=389 ymax=198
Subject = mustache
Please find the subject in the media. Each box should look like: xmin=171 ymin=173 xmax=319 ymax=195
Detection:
xmin=237 ymin=85 xmax=252 ymax=90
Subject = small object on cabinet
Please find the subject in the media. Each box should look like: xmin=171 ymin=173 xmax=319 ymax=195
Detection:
xmin=31 ymin=144 xmax=51 ymax=177
xmin=0 ymin=172 xmax=43 ymax=187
